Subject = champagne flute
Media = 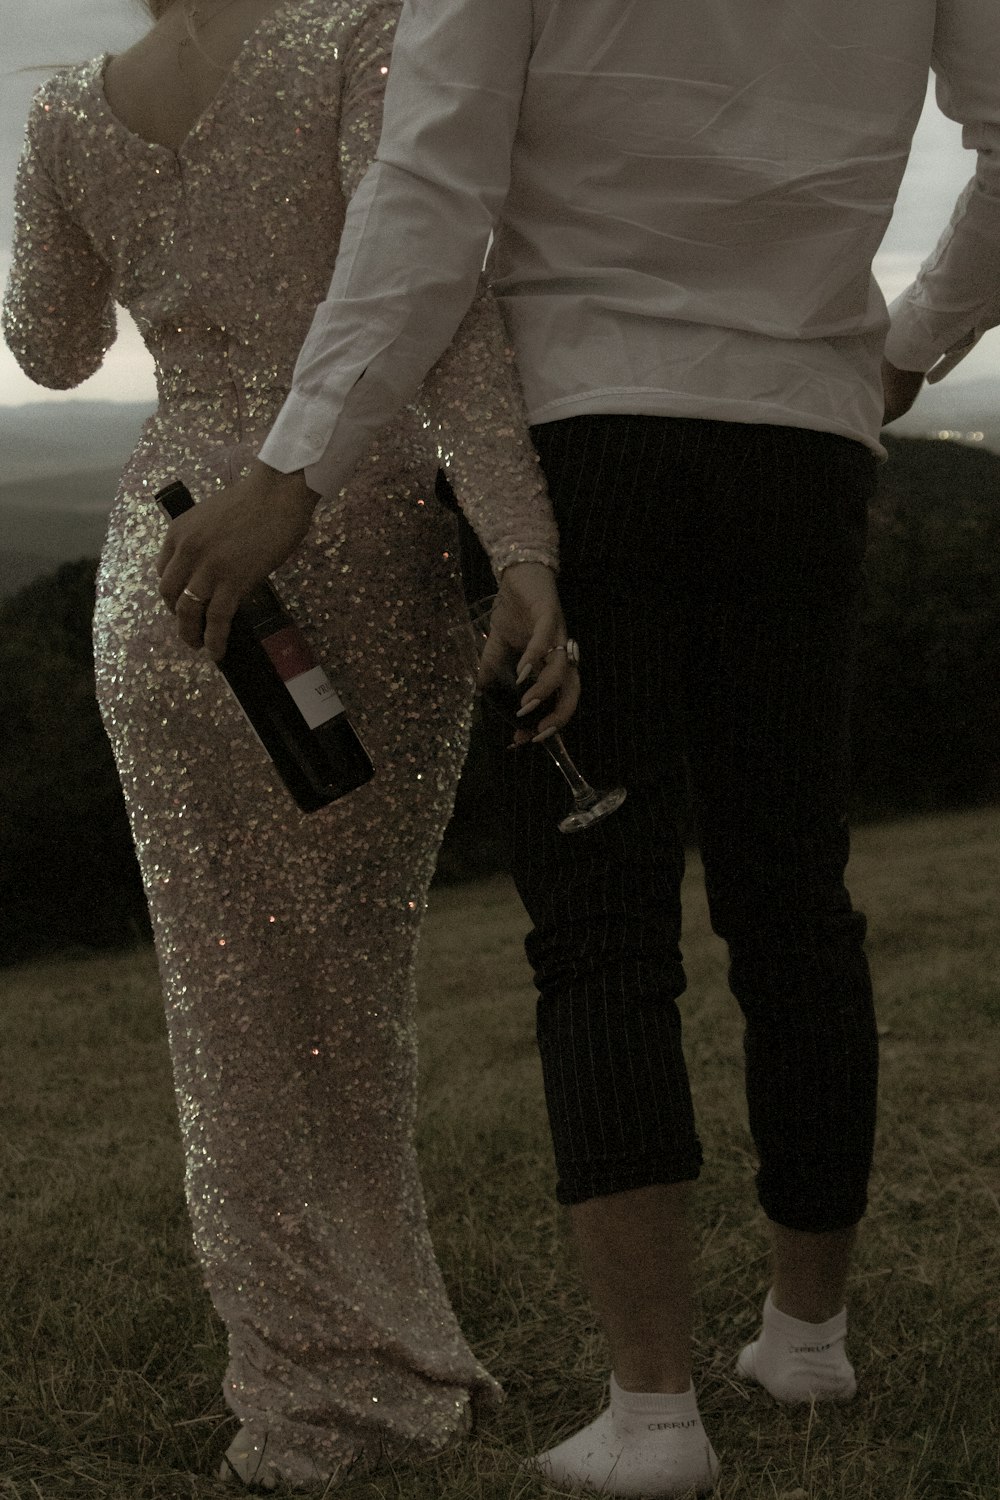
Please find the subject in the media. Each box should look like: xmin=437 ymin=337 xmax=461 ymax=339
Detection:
xmin=470 ymin=596 xmax=626 ymax=833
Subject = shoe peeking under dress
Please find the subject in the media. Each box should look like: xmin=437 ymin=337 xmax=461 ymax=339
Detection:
xmin=218 ymin=1425 xmax=362 ymax=1492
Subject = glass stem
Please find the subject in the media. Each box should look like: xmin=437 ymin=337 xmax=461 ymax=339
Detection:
xmin=544 ymin=734 xmax=599 ymax=806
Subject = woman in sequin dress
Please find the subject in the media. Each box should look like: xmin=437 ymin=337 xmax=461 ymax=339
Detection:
xmin=3 ymin=0 xmax=564 ymax=1488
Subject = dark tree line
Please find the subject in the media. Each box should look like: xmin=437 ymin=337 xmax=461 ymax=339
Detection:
xmin=852 ymin=436 xmax=1000 ymax=817
xmin=0 ymin=559 xmax=151 ymax=964
xmin=2 ymin=434 xmax=999 ymax=966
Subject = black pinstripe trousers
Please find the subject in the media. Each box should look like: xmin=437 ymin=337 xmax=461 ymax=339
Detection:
xmin=475 ymin=415 xmax=880 ymax=1233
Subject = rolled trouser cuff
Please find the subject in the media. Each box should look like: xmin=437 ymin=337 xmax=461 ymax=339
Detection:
xmin=554 ymin=1148 xmax=704 ymax=1207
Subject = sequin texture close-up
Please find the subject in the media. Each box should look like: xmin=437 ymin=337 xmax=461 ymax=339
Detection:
xmin=2 ymin=0 xmax=558 ymax=1486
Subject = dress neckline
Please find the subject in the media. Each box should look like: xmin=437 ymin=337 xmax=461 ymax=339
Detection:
xmin=95 ymin=0 xmax=302 ymax=159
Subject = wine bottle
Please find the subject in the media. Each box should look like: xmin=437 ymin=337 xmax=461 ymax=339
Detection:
xmin=156 ymin=480 xmax=373 ymax=813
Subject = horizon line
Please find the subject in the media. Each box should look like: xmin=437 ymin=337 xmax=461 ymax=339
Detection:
xmin=2 ymin=374 xmax=997 ymax=411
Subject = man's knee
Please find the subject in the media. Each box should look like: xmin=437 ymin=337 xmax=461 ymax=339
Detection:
xmin=716 ymin=897 xmax=871 ymax=1021
xmin=526 ymin=917 xmax=686 ymax=1005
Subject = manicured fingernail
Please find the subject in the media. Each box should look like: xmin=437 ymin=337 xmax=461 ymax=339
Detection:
xmin=533 ymin=725 xmax=557 ymax=743
xmin=516 ymin=698 xmax=541 ymax=718
xmin=515 ymin=662 xmax=533 ymax=686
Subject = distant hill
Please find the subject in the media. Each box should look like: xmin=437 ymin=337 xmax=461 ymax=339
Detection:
xmin=0 ymin=468 xmax=125 ymax=597
xmin=2 ymin=400 xmax=154 ymax=482
xmin=0 ymin=401 xmax=153 ymax=596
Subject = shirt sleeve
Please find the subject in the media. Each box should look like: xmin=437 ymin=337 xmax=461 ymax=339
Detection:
xmin=335 ymin=1 xmax=400 ymax=208
xmin=258 ymin=0 xmax=534 ymax=498
xmin=883 ymin=0 xmax=1000 ymax=380
xmin=1 ymin=77 xmax=116 ymax=389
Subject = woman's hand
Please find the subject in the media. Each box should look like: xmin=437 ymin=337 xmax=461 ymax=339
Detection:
xmin=481 ymin=561 xmax=581 ymax=742
xmin=157 ymin=461 xmax=318 ymax=659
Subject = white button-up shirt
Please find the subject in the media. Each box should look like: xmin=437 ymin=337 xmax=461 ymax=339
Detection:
xmin=261 ymin=0 xmax=1000 ymax=494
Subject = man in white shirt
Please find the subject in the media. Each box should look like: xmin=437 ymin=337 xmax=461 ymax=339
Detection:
xmin=160 ymin=2 xmax=1000 ymax=1493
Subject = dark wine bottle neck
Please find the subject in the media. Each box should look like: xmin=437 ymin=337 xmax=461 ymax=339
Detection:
xmin=237 ymin=581 xmax=287 ymax=634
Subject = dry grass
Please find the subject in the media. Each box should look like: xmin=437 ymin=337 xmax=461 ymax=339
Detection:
xmin=1 ymin=807 xmax=998 ymax=1499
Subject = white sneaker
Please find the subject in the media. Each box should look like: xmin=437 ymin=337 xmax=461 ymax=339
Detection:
xmin=736 ymin=1290 xmax=857 ymax=1403
xmin=527 ymin=1379 xmax=720 ymax=1497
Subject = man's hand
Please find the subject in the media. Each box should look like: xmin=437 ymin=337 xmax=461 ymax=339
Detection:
xmin=157 ymin=460 xmax=319 ymax=660
xmin=881 ymin=357 xmax=926 ymax=426
xmin=481 ymin=561 xmax=580 ymax=742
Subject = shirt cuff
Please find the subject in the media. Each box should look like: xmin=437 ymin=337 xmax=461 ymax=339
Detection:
xmin=258 ymin=387 xmax=331 ymax=473
xmin=258 ymin=386 xmax=380 ymax=500
xmin=884 ymin=290 xmax=979 ymax=382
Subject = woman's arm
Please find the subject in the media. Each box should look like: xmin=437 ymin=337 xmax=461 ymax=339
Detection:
xmin=415 ymin=281 xmax=558 ymax=578
xmin=413 ymin=273 xmax=576 ymax=735
xmin=340 ymin=8 xmax=568 ymax=719
xmin=2 ymin=77 xmax=116 ymax=389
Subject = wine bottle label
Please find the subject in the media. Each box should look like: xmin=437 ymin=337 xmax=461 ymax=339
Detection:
xmin=260 ymin=625 xmax=345 ymax=729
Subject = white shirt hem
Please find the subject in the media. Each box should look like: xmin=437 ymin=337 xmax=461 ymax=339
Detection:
xmin=525 ymin=388 xmax=889 ymax=461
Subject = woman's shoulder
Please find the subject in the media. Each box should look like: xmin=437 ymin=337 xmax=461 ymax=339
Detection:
xmin=265 ymin=0 xmax=399 ymax=50
xmin=324 ymin=0 xmax=400 ymax=56
xmin=294 ymin=0 xmax=400 ymax=64
xmin=24 ymin=58 xmax=107 ymax=143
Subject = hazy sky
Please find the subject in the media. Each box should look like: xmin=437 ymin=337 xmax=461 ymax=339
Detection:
xmin=1 ymin=0 xmax=999 ymax=407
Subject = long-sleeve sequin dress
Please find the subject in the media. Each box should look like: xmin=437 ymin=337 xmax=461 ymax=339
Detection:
xmin=3 ymin=1 xmax=558 ymax=1487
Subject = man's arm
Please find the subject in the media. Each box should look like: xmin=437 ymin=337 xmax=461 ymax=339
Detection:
xmin=884 ymin=0 xmax=1000 ymax=389
xmin=260 ymin=0 xmax=535 ymax=498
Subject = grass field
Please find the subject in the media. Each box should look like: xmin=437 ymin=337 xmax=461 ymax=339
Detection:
xmin=1 ymin=807 xmax=998 ymax=1500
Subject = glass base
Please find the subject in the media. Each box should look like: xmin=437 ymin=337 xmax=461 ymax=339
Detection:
xmin=558 ymin=784 xmax=627 ymax=834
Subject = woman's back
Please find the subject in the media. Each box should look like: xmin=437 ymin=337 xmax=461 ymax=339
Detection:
xmin=6 ymin=0 xmax=396 ymax=437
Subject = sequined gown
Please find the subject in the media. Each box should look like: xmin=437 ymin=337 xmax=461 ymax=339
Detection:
xmin=3 ymin=0 xmax=558 ymax=1485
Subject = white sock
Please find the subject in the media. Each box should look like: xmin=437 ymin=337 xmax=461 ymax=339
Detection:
xmin=736 ymin=1289 xmax=857 ymax=1403
xmin=529 ymin=1375 xmax=719 ymax=1497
